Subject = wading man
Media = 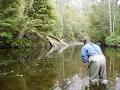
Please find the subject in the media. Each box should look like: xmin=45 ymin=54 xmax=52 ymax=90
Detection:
xmin=81 ymin=35 xmax=109 ymax=90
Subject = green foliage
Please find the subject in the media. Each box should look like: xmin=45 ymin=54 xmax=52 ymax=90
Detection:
xmin=27 ymin=0 xmax=56 ymax=32
xmin=0 ymin=0 xmax=57 ymax=48
xmin=88 ymin=1 xmax=120 ymax=45
xmin=88 ymin=5 xmax=109 ymax=43
xmin=0 ymin=0 xmax=20 ymax=18
xmin=0 ymin=0 xmax=28 ymax=47
xmin=0 ymin=17 xmax=27 ymax=33
xmin=105 ymin=33 xmax=120 ymax=47
xmin=0 ymin=0 xmax=21 ymax=32
xmin=12 ymin=38 xmax=31 ymax=48
xmin=0 ymin=32 xmax=13 ymax=44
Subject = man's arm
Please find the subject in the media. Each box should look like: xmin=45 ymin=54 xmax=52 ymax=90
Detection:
xmin=81 ymin=47 xmax=89 ymax=70
xmin=81 ymin=47 xmax=88 ymax=64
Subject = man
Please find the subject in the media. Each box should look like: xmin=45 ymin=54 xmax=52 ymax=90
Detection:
xmin=81 ymin=35 xmax=109 ymax=90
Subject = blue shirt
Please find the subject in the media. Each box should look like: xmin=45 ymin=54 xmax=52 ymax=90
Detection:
xmin=81 ymin=42 xmax=103 ymax=63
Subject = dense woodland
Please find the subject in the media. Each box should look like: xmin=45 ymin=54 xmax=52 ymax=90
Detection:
xmin=1 ymin=0 xmax=120 ymax=48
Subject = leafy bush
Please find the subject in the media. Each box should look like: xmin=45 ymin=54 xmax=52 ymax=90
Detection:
xmin=0 ymin=32 xmax=13 ymax=44
xmin=12 ymin=38 xmax=31 ymax=48
xmin=105 ymin=33 xmax=120 ymax=47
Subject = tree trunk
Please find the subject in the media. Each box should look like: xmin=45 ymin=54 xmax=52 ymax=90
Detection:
xmin=108 ymin=0 xmax=113 ymax=34
xmin=112 ymin=0 xmax=116 ymax=33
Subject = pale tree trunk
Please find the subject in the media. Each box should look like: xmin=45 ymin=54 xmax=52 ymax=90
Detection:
xmin=61 ymin=0 xmax=64 ymax=38
xmin=58 ymin=0 xmax=66 ymax=38
xmin=108 ymin=0 xmax=113 ymax=34
xmin=17 ymin=0 xmax=27 ymax=39
xmin=56 ymin=0 xmax=64 ymax=38
xmin=112 ymin=13 xmax=115 ymax=33
xmin=112 ymin=0 xmax=116 ymax=33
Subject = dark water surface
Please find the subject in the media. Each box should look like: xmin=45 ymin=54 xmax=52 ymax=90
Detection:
xmin=0 ymin=46 xmax=120 ymax=90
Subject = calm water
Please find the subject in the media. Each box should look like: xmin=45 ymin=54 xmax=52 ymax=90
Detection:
xmin=0 ymin=46 xmax=120 ymax=90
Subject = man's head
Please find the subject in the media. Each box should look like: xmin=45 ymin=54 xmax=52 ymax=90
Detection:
xmin=82 ymin=35 xmax=90 ymax=44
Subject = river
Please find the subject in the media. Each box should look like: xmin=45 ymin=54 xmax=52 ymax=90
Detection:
xmin=0 ymin=46 xmax=120 ymax=90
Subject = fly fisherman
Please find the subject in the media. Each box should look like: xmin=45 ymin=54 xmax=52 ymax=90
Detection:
xmin=81 ymin=35 xmax=109 ymax=90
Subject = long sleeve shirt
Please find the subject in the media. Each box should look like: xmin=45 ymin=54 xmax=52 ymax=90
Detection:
xmin=81 ymin=42 xmax=103 ymax=63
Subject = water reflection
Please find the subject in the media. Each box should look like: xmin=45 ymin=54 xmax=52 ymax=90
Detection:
xmin=104 ymin=47 xmax=120 ymax=90
xmin=54 ymin=75 xmax=80 ymax=90
xmin=54 ymin=74 xmax=90 ymax=90
xmin=114 ymin=77 xmax=120 ymax=90
xmin=0 ymin=47 xmax=119 ymax=90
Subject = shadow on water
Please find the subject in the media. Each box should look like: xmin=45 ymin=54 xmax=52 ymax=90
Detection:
xmin=0 ymin=46 xmax=120 ymax=90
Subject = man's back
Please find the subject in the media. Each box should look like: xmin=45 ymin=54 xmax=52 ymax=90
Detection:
xmin=81 ymin=42 xmax=103 ymax=63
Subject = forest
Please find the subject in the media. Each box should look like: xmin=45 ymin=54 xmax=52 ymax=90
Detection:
xmin=1 ymin=0 xmax=120 ymax=48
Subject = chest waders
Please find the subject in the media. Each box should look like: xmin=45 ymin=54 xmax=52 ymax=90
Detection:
xmin=88 ymin=44 xmax=109 ymax=90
